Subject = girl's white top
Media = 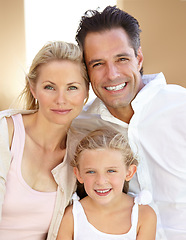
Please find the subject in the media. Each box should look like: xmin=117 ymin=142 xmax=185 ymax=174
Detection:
xmin=72 ymin=190 xmax=152 ymax=240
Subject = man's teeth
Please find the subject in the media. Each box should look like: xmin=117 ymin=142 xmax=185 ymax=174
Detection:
xmin=106 ymin=83 xmax=126 ymax=91
xmin=96 ymin=189 xmax=110 ymax=193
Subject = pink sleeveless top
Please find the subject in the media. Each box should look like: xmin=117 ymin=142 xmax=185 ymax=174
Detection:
xmin=0 ymin=114 xmax=57 ymax=240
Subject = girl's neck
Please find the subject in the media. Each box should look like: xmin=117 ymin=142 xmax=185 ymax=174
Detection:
xmin=83 ymin=193 xmax=130 ymax=213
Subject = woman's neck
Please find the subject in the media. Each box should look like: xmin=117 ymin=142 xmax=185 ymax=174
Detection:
xmin=23 ymin=112 xmax=69 ymax=152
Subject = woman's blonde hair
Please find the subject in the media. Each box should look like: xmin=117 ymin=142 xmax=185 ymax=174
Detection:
xmin=72 ymin=128 xmax=138 ymax=194
xmin=20 ymin=41 xmax=89 ymax=109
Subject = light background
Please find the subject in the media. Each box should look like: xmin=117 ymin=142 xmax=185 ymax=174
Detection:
xmin=24 ymin=0 xmax=116 ymax=103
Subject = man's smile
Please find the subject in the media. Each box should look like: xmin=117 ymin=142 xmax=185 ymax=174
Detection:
xmin=105 ymin=82 xmax=127 ymax=91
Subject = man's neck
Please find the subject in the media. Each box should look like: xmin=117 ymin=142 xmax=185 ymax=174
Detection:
xmin=107 ymin=105 xmax=134 ymax=124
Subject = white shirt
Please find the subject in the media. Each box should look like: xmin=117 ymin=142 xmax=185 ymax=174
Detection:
xmin=75 ymin=73 xmax=186 ymax=240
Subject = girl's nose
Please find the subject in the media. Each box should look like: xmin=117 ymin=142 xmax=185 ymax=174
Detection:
xmin=96 ymin=174 xmax=107 ymax=185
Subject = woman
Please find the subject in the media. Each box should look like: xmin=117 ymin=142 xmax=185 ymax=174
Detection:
xmin=0 ymin=41 xmax=89 ymax=240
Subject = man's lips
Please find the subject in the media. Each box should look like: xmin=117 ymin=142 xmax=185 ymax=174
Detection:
xmin=105 ymin=82 xmax=127 ymax=91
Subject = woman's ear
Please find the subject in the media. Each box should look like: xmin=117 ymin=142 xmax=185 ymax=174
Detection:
xmin=73 ymin=167 xmax=84 ymax=184
xmin=125 ymin=164 xmax=137 ymax=182
xmin=30 ymin=86 xmax=36 ymax=99
xmin=28 ymin=80 xmax=36 ymax=99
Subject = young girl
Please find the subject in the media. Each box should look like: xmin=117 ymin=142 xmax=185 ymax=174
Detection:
xmin=57 ymin=128 xmax=157 ymax=240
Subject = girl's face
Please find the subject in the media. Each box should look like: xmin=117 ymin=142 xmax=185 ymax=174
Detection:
xmin=74 ymin=148 xmax=136 ymax=206
xmin=31 ymin=60 xmax=88 ymax=127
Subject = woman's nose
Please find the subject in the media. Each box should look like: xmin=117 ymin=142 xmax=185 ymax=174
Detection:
xmin=56 ymin=91 xmax=66 ymax=106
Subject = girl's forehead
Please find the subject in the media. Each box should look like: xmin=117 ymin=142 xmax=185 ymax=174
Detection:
xmin=78 ymin=148 xmax=124 ymax=162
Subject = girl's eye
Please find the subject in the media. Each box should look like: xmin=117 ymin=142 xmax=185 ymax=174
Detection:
xmin=68 ymin=86 xmax=78 ymax=90
xmin=108 ymin=170 xmax=116 ymax=173
xmin=44 ymin=85 xmax=54 ymax=90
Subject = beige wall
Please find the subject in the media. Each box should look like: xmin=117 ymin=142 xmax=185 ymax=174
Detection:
xmin=117 ymin=0 xmax=186 ymax=87
xmin=0 ymin=0 xmax=26 ymax=110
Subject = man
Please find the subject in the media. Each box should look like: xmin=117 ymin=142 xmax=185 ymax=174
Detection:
xmin=74 ymin=5 xmax=186 ymax=240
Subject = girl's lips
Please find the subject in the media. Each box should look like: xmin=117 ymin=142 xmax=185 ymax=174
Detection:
xmin=94 ymin=188 xmax=112 ymax=196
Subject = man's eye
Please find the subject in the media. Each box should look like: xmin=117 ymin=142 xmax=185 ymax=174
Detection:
xmin=44 ymin=85 xmax=54 ymax=90
xmin=68 ymin=86 xmax=78 ymax=90
xmin=92 ymin=62 xmax=102 ymax=68
xmin=118 ymin=57 xmax=128 ymax=62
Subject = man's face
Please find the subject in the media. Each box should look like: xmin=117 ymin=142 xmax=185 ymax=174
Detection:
xmin=84 ymin=28 xmax=144 ymax=115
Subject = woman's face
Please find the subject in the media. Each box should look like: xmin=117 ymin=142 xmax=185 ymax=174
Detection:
xmin=31 ymin=60 xmax=88 ymax=126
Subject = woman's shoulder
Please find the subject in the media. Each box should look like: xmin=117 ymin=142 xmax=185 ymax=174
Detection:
xmin=5 ymin=116 xmax=14 ymax=148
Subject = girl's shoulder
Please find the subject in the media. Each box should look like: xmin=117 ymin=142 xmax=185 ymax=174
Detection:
xmin=134 ymin=189 xmax=156 ymax=224
xmin=136 ymin=191 xmax=157 ymax=239
xmin=56 ymin=204 xmax=73 ymax=240
xmin=137 ymin=204 xmax=157 ymax=239
xmin=64 ymin=204 xmax=73 ymax=216
xmin=138 ymin=204 xmax=157 ymax=222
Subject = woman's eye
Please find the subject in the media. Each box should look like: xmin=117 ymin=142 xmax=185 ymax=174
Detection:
xmin=86 ymin=170 xmax=95 ymax=174
xmin=44 ymin=85 xmax=54 ymax=90
xmin=68 ymin=86 xmax=78 ymax=90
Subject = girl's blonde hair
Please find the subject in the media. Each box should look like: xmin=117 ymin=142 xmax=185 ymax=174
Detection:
xmin=72 ymin=128 xmax=138 ymax=194
xmin=20 ymin=41 xmax=89 ymax=109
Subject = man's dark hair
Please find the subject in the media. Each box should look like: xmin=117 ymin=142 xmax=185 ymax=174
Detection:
xmin=76 ymin=5 xmax=142 ymax=57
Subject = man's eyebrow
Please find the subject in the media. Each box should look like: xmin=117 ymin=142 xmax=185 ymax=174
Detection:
xmin=116 ymin=53 xmax=132 ymax=58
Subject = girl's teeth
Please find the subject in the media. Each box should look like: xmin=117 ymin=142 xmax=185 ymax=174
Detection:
xmin=96 ymin=189 xmax=110 ymax=193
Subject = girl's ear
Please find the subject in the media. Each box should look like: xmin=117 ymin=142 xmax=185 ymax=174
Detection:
xmin=125 ymin=164 xmax=137 ymax=182
xmin=73 ymin=167 xmax=84 ymax=184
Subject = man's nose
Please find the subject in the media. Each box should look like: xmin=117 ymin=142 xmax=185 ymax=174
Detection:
xmin=107 ymin=63 xmax=120 ymax=81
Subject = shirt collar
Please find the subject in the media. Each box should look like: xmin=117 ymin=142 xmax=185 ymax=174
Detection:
xmin=84 ymin=73 xmax=166 ymax=125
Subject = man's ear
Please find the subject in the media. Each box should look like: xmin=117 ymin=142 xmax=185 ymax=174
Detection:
xmin=125 ymin=164 xmax=137 ymax=181
xmin=73 ymin=167 xmax=84 ymax=184
xmin=137 ymin=46 xmax=143 ymax=71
